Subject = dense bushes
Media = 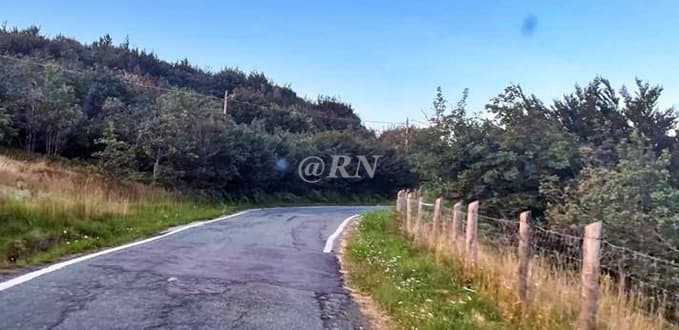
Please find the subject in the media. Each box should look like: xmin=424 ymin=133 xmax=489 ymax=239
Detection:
xmin=386 ymin=80 xmax=679 ymax=258
xmin=543 ymin=136 xmax=679 ymax=257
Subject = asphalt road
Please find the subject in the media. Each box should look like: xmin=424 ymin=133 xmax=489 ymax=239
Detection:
xmin=0 ymin=206 xmax=373 ymax=330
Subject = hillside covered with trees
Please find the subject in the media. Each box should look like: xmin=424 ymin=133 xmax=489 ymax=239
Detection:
xmin=0 ymin=25 xmax=417 ymax=199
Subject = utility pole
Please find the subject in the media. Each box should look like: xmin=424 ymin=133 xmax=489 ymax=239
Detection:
xmin=404 ymin=117 xmax=409 ymax=151
xmin=223 ymin=90 xmax=229 ymax=115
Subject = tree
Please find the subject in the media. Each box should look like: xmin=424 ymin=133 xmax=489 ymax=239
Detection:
xmin=406 ymin=88 xmax=470 ymax=196
xmin=0 ymin=61 xmax=42 ymax=152
xmin=38 ymin=69 xmax=82 ymax=155
xmin=621 ymin=79 xmax=677 ymax=153
xmin=0 ymin=104 xmax=14 ymax=144
xmin=93 ymin=121 xmax=135 ymax=174
xmin=0 ymin=64 xmax=81 ymax=154
xmin=549 ymin=77 xmax=629 ymax=166
xmin=545 ymin=133 xmax=679 ymax=258
xmin=137 ymin=89 xmax=195 ymax=181
xmin=311 ymin=96 xmax=363 ymax=131
xmin=431 ymin=86 xmax=447 ymax=125
xmin=407 ymin=86 xmax=577 ymax=216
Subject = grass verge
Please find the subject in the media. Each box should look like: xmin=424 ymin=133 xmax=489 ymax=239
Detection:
xmin=0 ymin=152 xmax=236 ymax=270
xmin=0 ymin=197 xmax=234 ymax=270
xmin=344 ymin=209 xmax=509 ymax=329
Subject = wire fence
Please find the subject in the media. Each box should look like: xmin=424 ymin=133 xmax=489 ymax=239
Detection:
xmin=395 ymin=190 xmax=679 ymax=329
xmin=600 ymin=240 xmax=679 ymax=322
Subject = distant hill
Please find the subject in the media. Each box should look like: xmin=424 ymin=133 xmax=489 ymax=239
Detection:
xmin=0 ymin=25 xmax=416 ymax=198
xmin=0 ymin=25 xmax=364 ymax=134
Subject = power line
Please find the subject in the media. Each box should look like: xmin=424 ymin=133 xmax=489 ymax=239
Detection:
xmin=411 ymin=118 xmax=429 ymax=126
xmin=0 ymin=53 xmax=411 ymax=127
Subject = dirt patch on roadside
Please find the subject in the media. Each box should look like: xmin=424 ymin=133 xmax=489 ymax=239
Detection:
xmin=338 ymin=218 xmax=398 ymax=330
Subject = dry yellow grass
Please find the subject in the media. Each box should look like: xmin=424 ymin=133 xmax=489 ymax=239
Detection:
xmin=404 ymin=214 xmax=677 ymax=330
xmin=0 ymin=154 xmax=167 ymax=217
xmin=0 ymin=151 xmax=229 ymax=269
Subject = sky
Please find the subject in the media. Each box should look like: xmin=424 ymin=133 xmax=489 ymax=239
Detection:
xmin=1 ymin=0 xmax=678 ymax=129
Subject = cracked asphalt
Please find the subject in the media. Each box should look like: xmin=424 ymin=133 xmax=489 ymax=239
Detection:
xmin=0 ymin=206 xmax=372 ymax=330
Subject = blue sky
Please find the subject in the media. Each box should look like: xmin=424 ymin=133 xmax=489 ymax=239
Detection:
xmin=1 ymin=1 xmax=677 ymax=128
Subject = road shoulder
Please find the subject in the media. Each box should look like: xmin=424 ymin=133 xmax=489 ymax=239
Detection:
xmin=337 ymin=215 xmax=397 ymax=330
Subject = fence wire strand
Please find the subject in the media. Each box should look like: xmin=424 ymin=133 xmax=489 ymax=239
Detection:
xmin=397 ymin=193 xmax=679 ymax=326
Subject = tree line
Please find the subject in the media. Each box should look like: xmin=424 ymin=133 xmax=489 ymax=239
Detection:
xmin=381 ymin=80 xmax=679 ymax=260
xmin=0 ymin=26 xmax=417 ymax=200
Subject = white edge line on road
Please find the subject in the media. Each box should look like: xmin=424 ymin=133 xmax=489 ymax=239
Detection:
xmin=323 ymin=214 xmax=360 ymax=253
xmin=0 ymin=209 xmax=259 ymax=292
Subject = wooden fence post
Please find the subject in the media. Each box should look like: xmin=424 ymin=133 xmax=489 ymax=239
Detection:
xmin=577 ymin=221 xmax=602 ymax=330
xmin=397 ymin=190 xmax=404 ymax=214
xmin=397 ymin=191 xmax=406 ymax=233
xmin=398 ymin=190 xmax=404 ymax=212
xmin=406 ymin=192 xmax=413 ymax=235
xmin=517 ymin=211 xmax=531 ymax=305
xmin=465 ymin=201 xmax=479 ymax=267
xmin=431 ymin=197 xmax=442 ymax=246
xmin=617 ymin=255 xmax=626 ymax=302
xmin=451 ymin=201 xmax=464 ymax=254
xmin=415 ymin=196 xmax=424 ymax=242
xmin=396 ymin=190 xmax=401 ymax=213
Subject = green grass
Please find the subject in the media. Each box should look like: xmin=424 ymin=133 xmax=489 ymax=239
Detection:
xmin=0 ymin=197 xmax=235 ymax=269
xmin=345 ymin=209 xmax=509 ymax=330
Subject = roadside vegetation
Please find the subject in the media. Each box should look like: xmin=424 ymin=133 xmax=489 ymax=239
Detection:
xmin=0 ymin=149 xmax=392 ymax=270
xmin=380 ymin=82 xmax=679 ymax=263
xmin=345 ymin=210 xmax=673 ymax=330
xmin=0 ymin=151 xmax=234 ymax=269
xmin=462 ymin=241 xmax=670 ymax=330
xmin=344 ymin=209 xmax=508 ymax=330
xmin=377 ymin=84 xmax=679 ymax=323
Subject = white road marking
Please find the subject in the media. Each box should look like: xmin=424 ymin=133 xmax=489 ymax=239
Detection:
xmin=323 ymin=214 xmax=360 ymax=253
xmin=0 ymin=209 xmax=258 ymax=292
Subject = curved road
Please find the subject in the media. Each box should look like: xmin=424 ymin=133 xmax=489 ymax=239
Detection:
xmin=0 ymin=206 xmax=372 ymax=329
